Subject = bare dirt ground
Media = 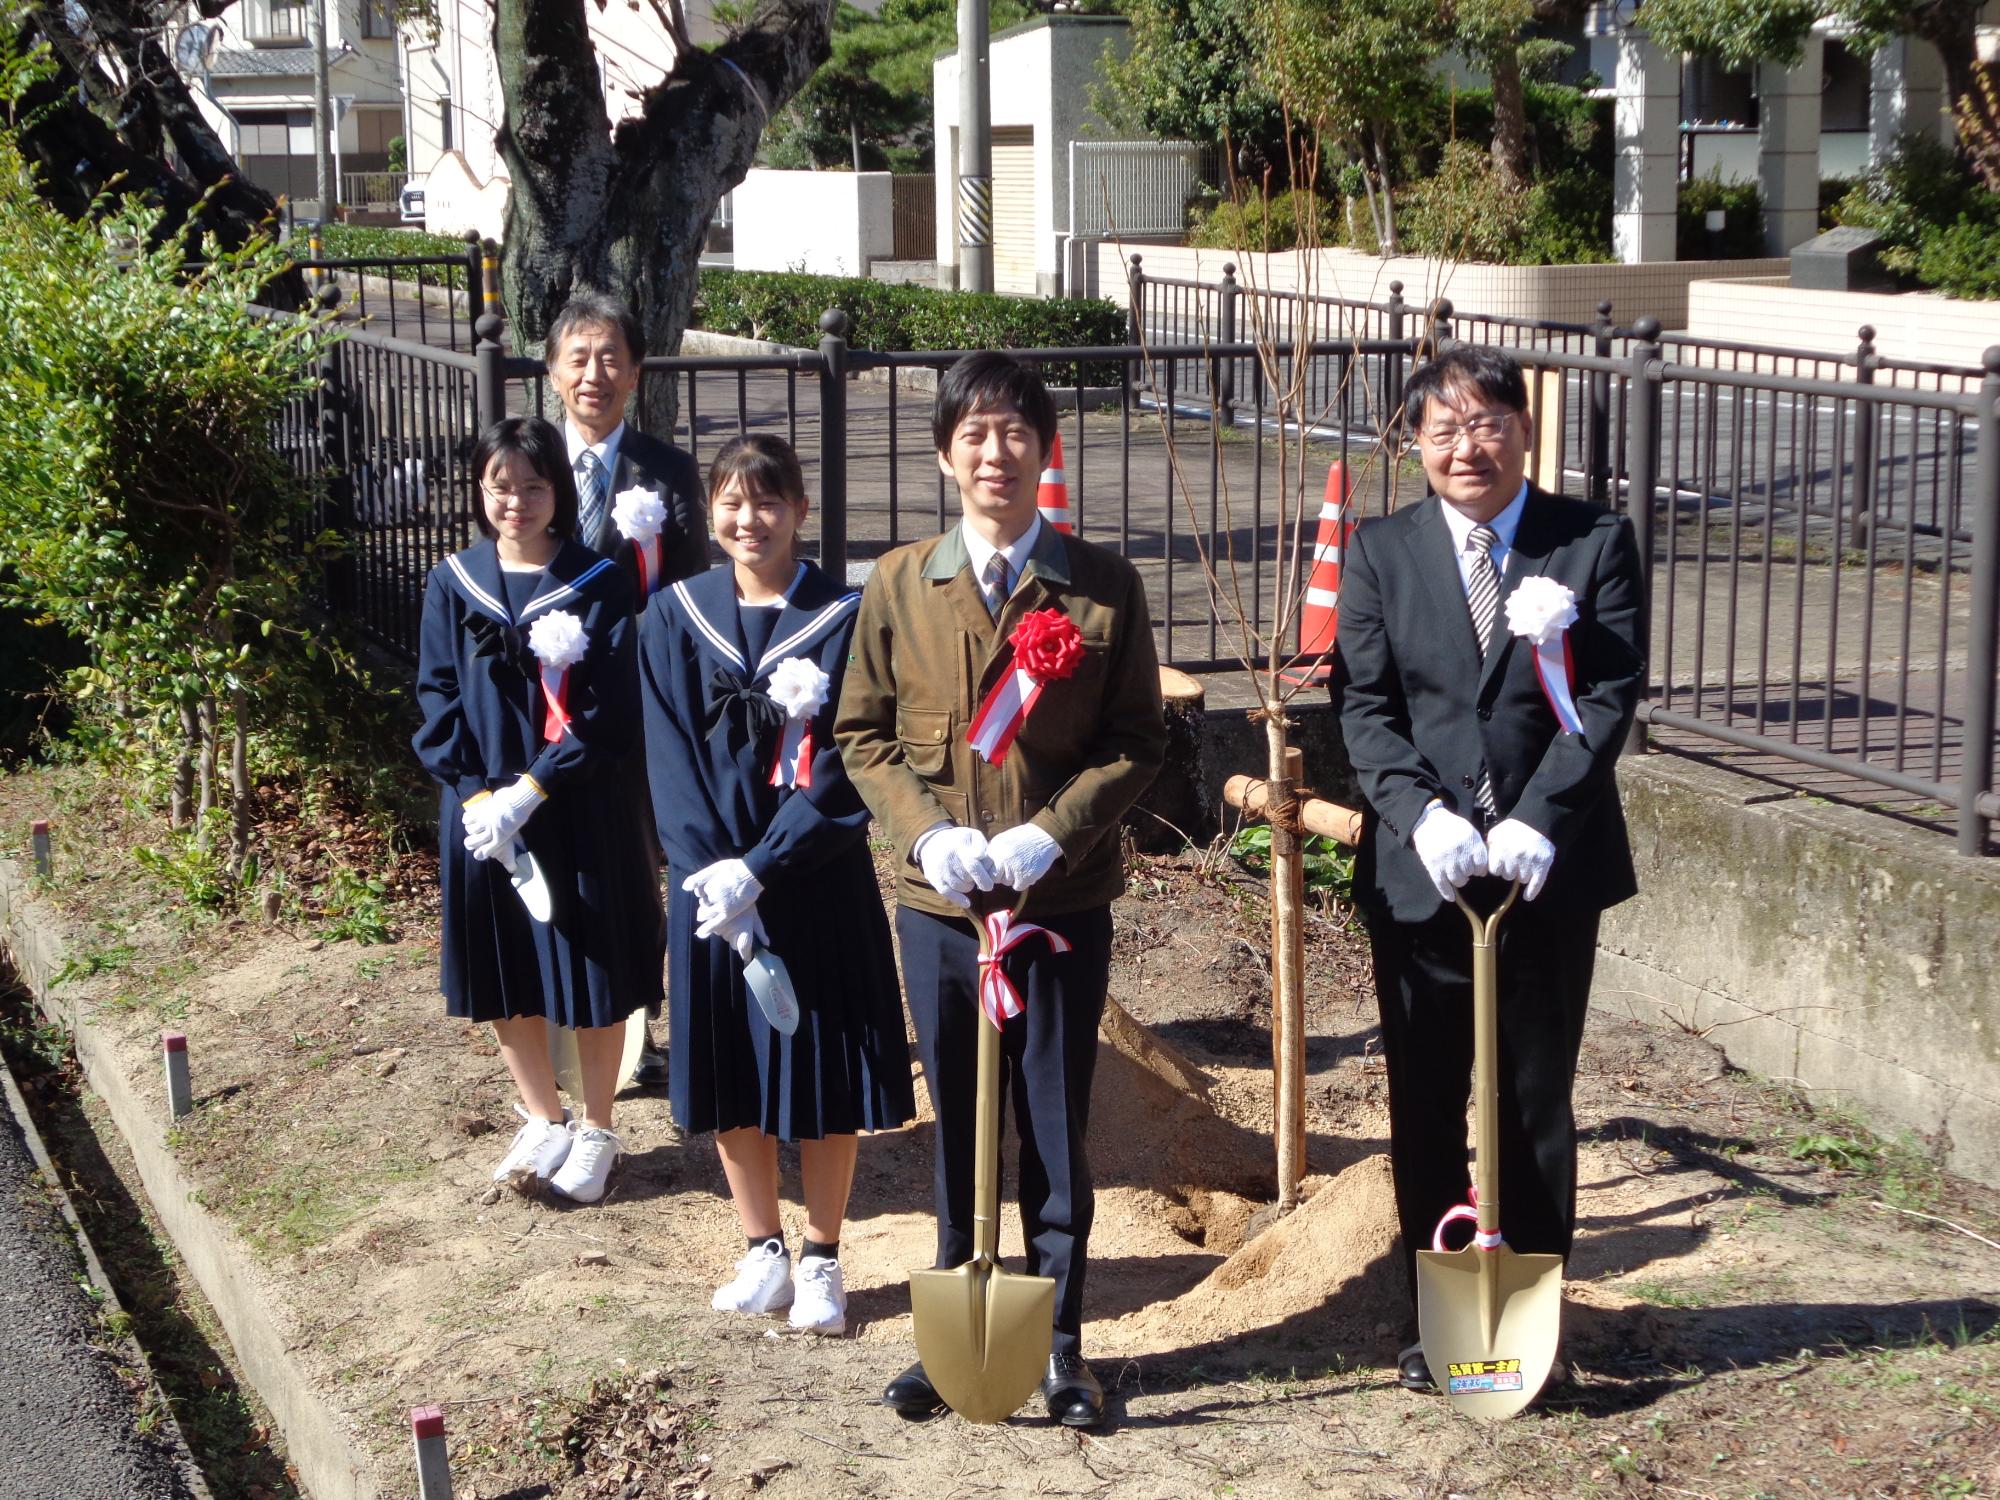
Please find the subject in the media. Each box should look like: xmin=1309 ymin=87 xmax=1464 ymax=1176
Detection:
xmin=1 ymin=759 xmax=1996 ymax=1500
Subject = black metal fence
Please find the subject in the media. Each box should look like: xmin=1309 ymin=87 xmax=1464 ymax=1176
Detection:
xmin=272 ymin=291 xmax=2000 ymax=855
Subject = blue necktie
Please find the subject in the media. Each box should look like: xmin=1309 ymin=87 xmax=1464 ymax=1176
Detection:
xmin=577 ymin=450 xmax=608 ymax=550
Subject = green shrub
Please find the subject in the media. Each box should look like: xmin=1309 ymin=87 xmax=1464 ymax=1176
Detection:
xmin=1914 ymin=217 xmax=2000 ymax=299
xmin=311 ymin=223 xmax=478 ymax=291
xmin=1411 ymin=81 xmax=1613 ymax=183
xmin=1187 ymin=190 xmax=1341 ymax=252
xmin=1399 ymin=142 xmax=1611 ymax=265
xmin=1677 ymin=172 xmax=1768 ymax=260
xmin=694 ymin=270 xmax=1127 ymax=382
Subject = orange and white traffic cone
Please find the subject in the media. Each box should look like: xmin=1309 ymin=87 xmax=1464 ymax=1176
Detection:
xmin=1289 ymin=460 xmax=1353 ymax=684
xmin=1037 ymin=433 xmax=1072 ymax=533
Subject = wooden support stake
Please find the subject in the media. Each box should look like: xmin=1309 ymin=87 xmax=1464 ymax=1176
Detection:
xmin=29 ymin=818 xmax=51 ymax=879
xmin=1268 ymin=747 xmax=1306 ymax=1209
xmin=1222 ymin=778 xmax=1362 ymax=847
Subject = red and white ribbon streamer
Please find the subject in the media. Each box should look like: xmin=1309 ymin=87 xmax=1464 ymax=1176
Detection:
xmin=539 ymin=665 xmax=572 ymax=743
xmin=976 ymin=909 xmax=1073 ymax=1030
xmin=768 ymin=720 xmax=813 ymax=789
xmin=1430 ymin=1188 xmax=1505 ymax=1252
xmin=967 ymin=665 xmax=1044 ymax=765
xmin=1532 ymin=633 xmax=1584 ymax=735
xmin=632 ymin=534 xmax=664 ymax=598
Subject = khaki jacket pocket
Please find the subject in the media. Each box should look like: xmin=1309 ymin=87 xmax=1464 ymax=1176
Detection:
xmin=896 ymin=705 xmax=953 ymax=779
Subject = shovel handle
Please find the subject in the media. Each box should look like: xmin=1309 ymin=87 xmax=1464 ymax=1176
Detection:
xmin=1455 ymin=880 xmax=1519 ymax=1243
xmin=965 ymin=884 xmax=1022 ymax=1265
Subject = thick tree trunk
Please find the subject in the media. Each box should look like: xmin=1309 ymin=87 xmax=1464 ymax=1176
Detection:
xmin=1487 ymin=38 xmax=1532 ymax=189
xmin=494 ymin=0 xmax=836 ymax=434
xmin=1372 ymin=132 xmax=1401 ymax=254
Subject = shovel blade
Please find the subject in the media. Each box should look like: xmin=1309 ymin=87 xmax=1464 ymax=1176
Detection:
xmin=909 ymin=1260 xmax=1055 ymax=1424
xmin=1417 ymin=1245 xmax=1564 ymax=1420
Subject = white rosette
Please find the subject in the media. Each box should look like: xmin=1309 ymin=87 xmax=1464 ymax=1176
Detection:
xmin=1503 ymin=576 xmax=1584 ymax=734
xmin=764 ymin=655 xmax=830 ymax=789
xmin=527 ymin=609 xmax=588 ymax=741
xmin=612 ymin=486 xmax=667 ymax=596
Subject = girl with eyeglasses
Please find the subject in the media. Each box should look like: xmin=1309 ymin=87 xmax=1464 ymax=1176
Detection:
xmin=412 ymin=415 xmax=663 ymax=1203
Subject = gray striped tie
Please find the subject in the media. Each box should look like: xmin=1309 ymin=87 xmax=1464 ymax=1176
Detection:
xmin=577 ymin=450 xmax=608 ymax=550
xmin=982 ymin=552 xmax=1011 ymax=620
xmin=1466 ymin=524 xmax=1500 ymax=814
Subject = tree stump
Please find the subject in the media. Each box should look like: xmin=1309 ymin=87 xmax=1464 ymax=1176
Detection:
xmin=1126 ymin=666 xmax=1208 ymax=852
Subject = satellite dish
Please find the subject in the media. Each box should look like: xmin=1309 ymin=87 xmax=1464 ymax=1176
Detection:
xmin=174 ymin=21 xmax=220 ymax=73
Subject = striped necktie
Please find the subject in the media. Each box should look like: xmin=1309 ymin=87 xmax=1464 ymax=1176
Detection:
xmin=981 ymin=552 xmax=1011 ymax=620
xmin=577 ymin=450 xmax=608 ymax=551
xmin=1466 ymin=524 xmax=1500 ymax=814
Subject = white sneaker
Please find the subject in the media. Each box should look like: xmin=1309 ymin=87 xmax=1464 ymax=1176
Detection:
xmin=711 ymin=1240 xmax=794 ymax=1315
xmin=789 ymin=1255 xmax=847 ymax=1335
xmin=492 ymin=1105 xmax=571 ymax=1182
xmin=550 ymin=1125 xmax=622 ymax=1204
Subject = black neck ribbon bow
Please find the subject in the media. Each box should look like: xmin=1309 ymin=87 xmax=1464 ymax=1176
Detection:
xmin=703 ymin=666 xmax=785 ymax=759
xmin=464 ymin=613 xmax=536 ymax=677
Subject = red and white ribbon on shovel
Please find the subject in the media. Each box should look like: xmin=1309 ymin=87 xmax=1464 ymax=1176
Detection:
xmin=765 ymin=656 xmax=830 ymax=790
xmin=1431 ymin=1187 xmax=1504 ymax=1252
xmin=967 ymin=608 xmax=1086 ymax=766
xmin=1502 ymin=576 xmax=1584 ymax=737
xmin=613 ymin=486 xmax=667 ymax=598
xmin=976 ymin=908 xmax=1073 ymax=1030
xmin=527 ymin=608 xmax=587 ymax=743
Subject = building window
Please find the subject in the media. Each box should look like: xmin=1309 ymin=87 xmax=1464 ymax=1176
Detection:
xmin=267 ymin=0 xmax=306 ymax=42
xmin=439 ymin=97 xmax=453 ymax=152
xmin=361 ymin=0 xmax=393 ymax=39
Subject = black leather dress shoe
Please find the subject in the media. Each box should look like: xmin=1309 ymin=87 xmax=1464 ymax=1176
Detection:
xmin=881 ymin=1360 xmax=945 ymax=1418
xmin=634 ymin=1046 xmax=668 ymax=1089
xmin=1041 ymin=1351 xmax=1105 ymax=1427
xmin=1397 ymin=1344 xmax=1434 ymax=1391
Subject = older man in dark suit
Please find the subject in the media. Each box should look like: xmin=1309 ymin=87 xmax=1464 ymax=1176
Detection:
xmin=1330 ymin=344 xmax=1646 ymax=1393
xmin=548 ymin=293 xmax=710 ymax=1085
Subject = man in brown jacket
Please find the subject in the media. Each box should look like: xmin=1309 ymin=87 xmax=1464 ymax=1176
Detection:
xmin=836 ymin=352 xmax=1165 ymax=1427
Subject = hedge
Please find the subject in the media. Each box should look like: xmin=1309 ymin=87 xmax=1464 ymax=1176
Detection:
xmin=309 ymin=223 xmax=478 ymax=290
xmin=696 ymin=270 xmax=1127 ymax=383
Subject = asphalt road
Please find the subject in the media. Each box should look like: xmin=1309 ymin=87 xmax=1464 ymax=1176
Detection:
xmin=0 ymin=1059 xmax=203 ymax=1500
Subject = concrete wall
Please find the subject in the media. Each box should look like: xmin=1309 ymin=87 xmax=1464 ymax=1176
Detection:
xmin=1088 ymin=243 xmax=1793 ymax=330
xmin=1598 ymin=754 xmax=2000 ymax=1188
xmin=1686 ymin=278 xmax=2000 ymax=367
xmin=734 ymin=169 xmax=893 ymax=278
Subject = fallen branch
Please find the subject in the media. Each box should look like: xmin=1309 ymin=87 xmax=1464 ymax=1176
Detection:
xmin=1867 ymin=1199 xmax=2000 ymax=1252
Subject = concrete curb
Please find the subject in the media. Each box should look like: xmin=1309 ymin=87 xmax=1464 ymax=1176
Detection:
xmin=0 ymin=857 xmax=386 ymax=1500
xmin=0 ymin=1047 xmax=214 ymax=1500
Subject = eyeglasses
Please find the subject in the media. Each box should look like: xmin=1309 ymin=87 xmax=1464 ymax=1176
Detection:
xmin=481 ymin=482 xmax=555 ymax=503
xmin=1417 ymin=413 xmax=1516 ymax=450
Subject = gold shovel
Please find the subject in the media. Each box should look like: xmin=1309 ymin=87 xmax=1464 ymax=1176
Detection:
xmin=1416 ymin=881 xmax=1564 ymax=1420
xmin=908 ymin=889 xmax=1056 ymax=1424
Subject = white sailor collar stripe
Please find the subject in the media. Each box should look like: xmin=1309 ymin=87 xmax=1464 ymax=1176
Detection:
xmin=445 ymin=553 xmax=510 ymax=624
xmin=520 ymin=556 xmax=616 ymax=621
xmin=754 ymin=593 xmax=860 ymax=678
xmin=672 ymin=577 xmax=748 ymax=673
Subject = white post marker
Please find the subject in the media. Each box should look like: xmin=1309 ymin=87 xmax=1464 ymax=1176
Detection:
xmin=29 ymin=818 xmax=51 ymax=878
xmin=411 ymin=1404 xmax=452 ymax=1499
xmin=162 ymin=1031 xmax=192 ymax=1121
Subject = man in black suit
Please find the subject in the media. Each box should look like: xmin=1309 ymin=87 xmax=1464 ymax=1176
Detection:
xmin=1329 ymin=344 xmax=1645 ymax=1393
xmin=546 ymin=292 xmax=709 ymax=594
xmin=548 ymin=293 xmax=710 ymax=1085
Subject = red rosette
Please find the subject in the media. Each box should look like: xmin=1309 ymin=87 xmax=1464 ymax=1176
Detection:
xmin=1009 ymin=608 xmax=1084 ymax=682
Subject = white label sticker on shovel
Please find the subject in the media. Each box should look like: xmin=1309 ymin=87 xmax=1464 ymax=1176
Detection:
xmin=742 ymin=945 xmax=800 ymax=1035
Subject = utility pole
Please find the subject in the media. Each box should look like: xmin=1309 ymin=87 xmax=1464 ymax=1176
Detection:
xmin=309 ymin=0 xmax=335 ymax=219
xmin=955 ymin=0 xmax=991 ymax=293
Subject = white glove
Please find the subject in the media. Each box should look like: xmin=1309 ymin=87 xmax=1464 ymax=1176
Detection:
xmin=682 ymin=858 xmax=763 ymax=927
xmin=1411 ymin=801 xmax=1488 ymax=903
xmin=700 ymin=903 xmax=768 ymax=962
xmin=463 ymin=778 xmax=546 ymax=861
xmin=985 ymin=824 xmax=1062 ymax=892
xmin=1485 ymin=818 xmax=1555 ymax=901
xmin=914 ymin=824 xmax=996 ymax=910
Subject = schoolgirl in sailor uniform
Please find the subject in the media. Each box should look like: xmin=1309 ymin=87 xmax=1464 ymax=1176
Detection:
xmin=637 ymin=434 xmax=914 ymax=1336
xmin=412 ymin=415 xmax=663 ymax=1205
